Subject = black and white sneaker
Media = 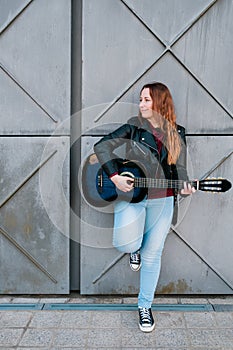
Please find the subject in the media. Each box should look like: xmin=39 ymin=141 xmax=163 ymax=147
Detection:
xmin=138 ymin=307 xmax=155 ymax=332
xmin=129 ymin=250 xmax=141 ymax=271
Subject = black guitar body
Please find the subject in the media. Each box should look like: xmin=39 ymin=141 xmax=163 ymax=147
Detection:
xmin=82 ymin=155 xmax=147 ymax=207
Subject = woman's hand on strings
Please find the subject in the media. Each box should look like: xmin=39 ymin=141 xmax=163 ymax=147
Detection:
xmin=110 ymin=175 xmax=134 ymax=192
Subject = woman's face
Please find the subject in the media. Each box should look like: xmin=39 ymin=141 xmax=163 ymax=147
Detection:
xmin=139 ymin=88 xmax=153 ymax=120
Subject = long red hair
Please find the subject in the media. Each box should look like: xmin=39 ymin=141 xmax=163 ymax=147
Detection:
xmin=139 ymin=82 xmax=181 ymax=165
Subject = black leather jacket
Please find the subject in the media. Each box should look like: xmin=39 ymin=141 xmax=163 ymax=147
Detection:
xmin=94 ymin=117 xmax=189 ymax=188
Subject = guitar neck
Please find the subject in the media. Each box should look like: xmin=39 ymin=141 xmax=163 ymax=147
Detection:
xmin=134 ymin=178 xmax=196 ymax=190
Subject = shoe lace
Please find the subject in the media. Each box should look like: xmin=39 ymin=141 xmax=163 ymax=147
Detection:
xmin=131 ymin=251 xmax=140 ymax=263
xmin=139 ymin=308 xmax=151 ymax=323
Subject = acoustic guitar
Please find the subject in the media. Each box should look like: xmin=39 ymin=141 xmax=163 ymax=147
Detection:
xmin=81 ymin=153 xmax=232 ymax=207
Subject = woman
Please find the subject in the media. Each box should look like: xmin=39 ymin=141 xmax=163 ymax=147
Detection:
xmin=94 ymin=82 xmax=195 ymax=332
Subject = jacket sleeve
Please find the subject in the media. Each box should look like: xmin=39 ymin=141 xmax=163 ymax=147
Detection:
xmin=94 ymin=123 xmax=133 ymax=177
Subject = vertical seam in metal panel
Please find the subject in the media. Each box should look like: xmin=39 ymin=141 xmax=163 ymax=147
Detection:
xmin=70 ymin=0 xmax=82 ymax=291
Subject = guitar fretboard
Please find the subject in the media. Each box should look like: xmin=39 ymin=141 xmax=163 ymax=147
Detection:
xmin=133 ymin=178 xmax=196 ymax=190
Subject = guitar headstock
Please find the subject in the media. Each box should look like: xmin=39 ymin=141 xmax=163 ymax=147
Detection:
xmin=198 ymin=178 xmax=232 ymax=193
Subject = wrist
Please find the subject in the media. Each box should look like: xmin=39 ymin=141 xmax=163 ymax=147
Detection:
xmin=109 ymin=172 xmax=118 ymax=179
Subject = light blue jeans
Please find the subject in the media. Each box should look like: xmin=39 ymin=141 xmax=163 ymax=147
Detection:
xmin=113 ymin=196 xmax=174 ymax=308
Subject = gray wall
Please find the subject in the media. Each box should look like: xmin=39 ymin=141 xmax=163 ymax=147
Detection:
xmin=79 ymin=0 xmax=233 ymax=294
xmin=0 ymin=0 xmax=71 ymax=294
xmin=0 ymin=0 xmax=232 ymax=295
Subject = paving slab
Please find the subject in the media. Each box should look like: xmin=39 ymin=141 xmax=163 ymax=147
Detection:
xmin=154 ymin=312 xmax=186 ymax=328
xmin=88 ymin=328 xmax=123 ymax=348
xmin=11 ymin=298 xmax=40 ymax=304
xmin=19 ymin=329 xmax=54 ymax=347
xmin=0 ymin=311 xmax=32 ymax=328
xmin=153 ymin=297 xmax=179 ymax=304
xmin=52 ymin=328 xmax=88 ymax=347
xmin=0 ymin=328 xmax=24 ymax=347
xmin=60 ymin=310 xmax=92 ymax=328
xmin=184 ymin=312 xmax=216 ymax=328
xmin=0 ymin=298 xmax=12 ymax=303
xmin=213 ymin=312 xmax=233 ymax=328
xmin=180 ymin=298 xmax=209 ymax=304
xmin=91 ymin=310 xmax=122 ymax=328
xmin=156 ymin=328 xmax=190 ymax=348
xmin=189 ymin=328 xmax=233 ymax=347
xmin=39 ymin=298 xmax=70 ymax=304
xmin=0 ymin=295 xmax=233 ymax=349
xmin=29 ymin=311 xmax=63 ymax=328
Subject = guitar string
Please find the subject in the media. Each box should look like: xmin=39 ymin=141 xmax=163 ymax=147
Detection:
xmin=100 ymin=178 xmax=198 ymax=188
xmin=99 ymin=179 xmax=225 ymax=191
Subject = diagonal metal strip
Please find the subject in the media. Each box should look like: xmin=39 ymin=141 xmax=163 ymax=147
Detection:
xmin=0 ymin=150 xmax=57 ymax=209
xmin=94 ymin=0 xmax=171 ymax=123
xmin=169 ymin=50 xmax=233 ymax=121
xmin=120 ymin=0 xmax=166 ymax=46
xmin=168 ymin=0 xmax=232 ymax=122
xmin=95 ymin=0 xmax=224 ymax=124
xmin=176 ymin=150 xmax=232 ymax=207
xmin=170 ymin=0 xmax=218 ymax=46
xmin=0 ymin=226 xmax=57 ymax=284
xmin=94 ymin=48 xmax=169 ymax=123
xmin=92 ymin=252 xmax=126 ymax=284
xmin=171 ymin=150 xmax=233 ymax=290
xmin=121 ymin=0 xmax=218 ymax=47
xmin=92 ymin=151 xmax=232 ymax=285
xmin=0 ymin=150 xmax=59 ymax=283
xmin=198 ymin=150 xmax=233 ymax=180
xmin=170 ymin=224 xmax=233 ymax=291
xmin=0 ymin=0 xmax=33 ymax=35
xmin=0 ymin=63 xmax=58 ymax=123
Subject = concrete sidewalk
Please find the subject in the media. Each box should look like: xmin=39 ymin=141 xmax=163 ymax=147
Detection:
xmin=1 ymin=295 xmax=233 ymax=349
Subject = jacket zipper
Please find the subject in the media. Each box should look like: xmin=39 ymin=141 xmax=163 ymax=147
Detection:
xmin=140 ymin=138 xmax=160 ymax=158
xmin=133 ymin=140 xmax=146 ymax=155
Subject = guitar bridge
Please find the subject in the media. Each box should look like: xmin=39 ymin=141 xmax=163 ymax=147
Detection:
xmin=97 ymin=173 xmax=103 ymax=192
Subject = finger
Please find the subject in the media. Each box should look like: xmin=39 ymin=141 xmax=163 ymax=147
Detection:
xmin=184 ymin=181 xmax=188 ymax=191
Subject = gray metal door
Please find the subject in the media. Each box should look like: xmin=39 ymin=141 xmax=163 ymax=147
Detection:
xmin=80 ymin=0 xmax=233 ymax=294
xmin=0 ymin=0 xmax=71 ymax=293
